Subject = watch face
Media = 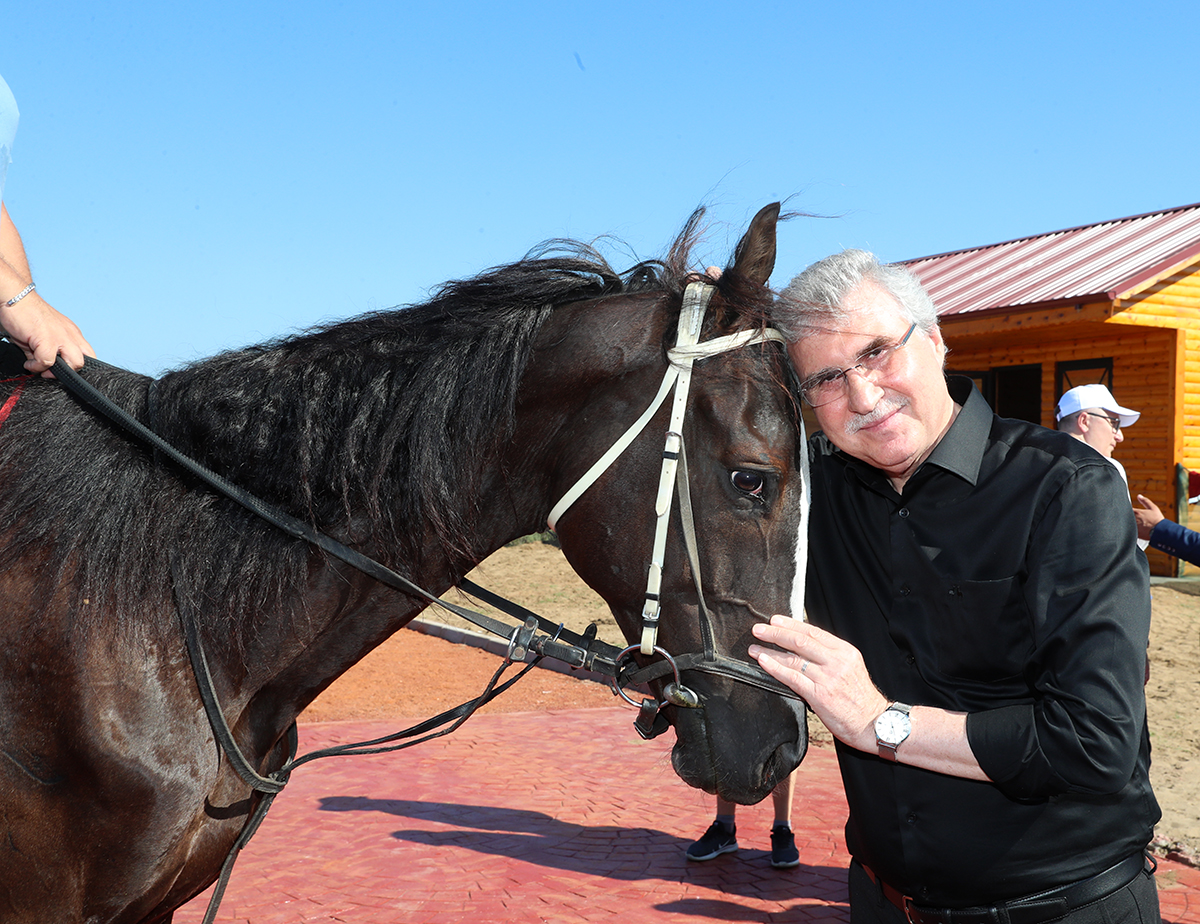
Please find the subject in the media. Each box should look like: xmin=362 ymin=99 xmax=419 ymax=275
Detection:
xmin=875 ymin=709 xmax=912 ymax=745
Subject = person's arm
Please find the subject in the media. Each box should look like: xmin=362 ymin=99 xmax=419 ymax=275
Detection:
xmin=0 ymin=202 xmax=93 ymax=375
xmin=1145 ymin=515 xmax=1200 ymax=567
xmin=965 ymin=460 xmax=1150 ymax=799
xmin=1133 ymin=494 xmax=1164 ymax=540
xmin=749 ymin=618 xmax=989 ymax=780
xmin=1133 ymin=493 xmax=1200 ymax=565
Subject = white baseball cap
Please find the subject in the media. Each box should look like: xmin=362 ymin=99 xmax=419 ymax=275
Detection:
xmin=1056 ymin=384 xmax=1140 ymax=428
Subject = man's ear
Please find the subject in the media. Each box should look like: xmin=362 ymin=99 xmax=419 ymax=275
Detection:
xmin=927 ymin=323 xmax=948 ymax=368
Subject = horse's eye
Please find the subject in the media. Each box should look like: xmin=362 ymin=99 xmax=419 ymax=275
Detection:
xmin=730 ymin=470 xmax=765 ymax=497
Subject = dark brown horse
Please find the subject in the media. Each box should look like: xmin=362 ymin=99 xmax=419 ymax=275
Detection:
xmin=0 ymin=204 xmax=807 ymax=922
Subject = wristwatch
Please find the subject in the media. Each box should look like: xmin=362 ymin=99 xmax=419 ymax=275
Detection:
xmin=874 ymin=702 xmax=912 ymax=761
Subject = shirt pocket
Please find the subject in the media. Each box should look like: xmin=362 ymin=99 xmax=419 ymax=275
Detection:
xmin=933 ymin=576 xmax=1033 ymax=682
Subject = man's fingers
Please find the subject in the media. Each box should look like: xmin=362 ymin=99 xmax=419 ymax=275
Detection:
xmin=750 ymin=645 xmax=810 ymax=688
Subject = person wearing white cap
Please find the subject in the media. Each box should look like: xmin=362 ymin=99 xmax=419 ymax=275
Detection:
xmin=1055 ymin=383 xmax=1140 ymax=465
xmin=1056 ymin=383 xmax=1148 ymax=551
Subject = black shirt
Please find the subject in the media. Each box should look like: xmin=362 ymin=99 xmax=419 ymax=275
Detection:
xmin=805 ymin=376 xmax=1159 ymax=905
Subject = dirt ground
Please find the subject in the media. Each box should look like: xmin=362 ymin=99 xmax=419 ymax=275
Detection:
xmin=303 ymin=540 xmax=1200 ymax=864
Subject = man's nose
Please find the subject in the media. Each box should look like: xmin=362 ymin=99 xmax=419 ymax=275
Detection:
xmin=844 ymin=367 xmax=884 ymax=413
xmin=1116 ymin=428 xmax=1124 ymax=443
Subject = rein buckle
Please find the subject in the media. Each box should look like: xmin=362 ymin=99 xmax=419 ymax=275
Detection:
xmin=506 ymin=617 xmax=538 ymax=664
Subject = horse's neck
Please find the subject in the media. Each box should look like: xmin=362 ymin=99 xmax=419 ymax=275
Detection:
xmin=236 ymin=298 xmax=667 ymax=736
xmin=238 ymin=542 xmax=465 ymax=742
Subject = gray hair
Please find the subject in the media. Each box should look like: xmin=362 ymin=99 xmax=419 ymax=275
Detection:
xmin=777 ymin=249 xmax=939 ymax=339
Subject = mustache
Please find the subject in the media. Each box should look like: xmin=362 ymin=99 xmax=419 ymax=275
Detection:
xmin=844 ymin=395 xmax=909 ymax=435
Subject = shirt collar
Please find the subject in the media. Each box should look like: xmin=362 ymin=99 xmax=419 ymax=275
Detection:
xmin=922 ymin=375 xmax=989 ymax=486
xmin=834 ymin=374 xmax=990 ymax=492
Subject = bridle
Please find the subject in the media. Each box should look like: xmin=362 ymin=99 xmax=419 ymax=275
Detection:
xmin=545 ymin=280 xmax=807 ymax=732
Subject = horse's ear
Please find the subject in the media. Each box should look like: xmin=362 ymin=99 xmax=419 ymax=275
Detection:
xmin=729 ymin=202 xmax=780 ymax=286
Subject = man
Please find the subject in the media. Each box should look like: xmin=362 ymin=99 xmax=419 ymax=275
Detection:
xmin=1055 ymin=383 xmax=1148 ymax=551
xmin=1 ymin=72 xmax=92 ymax=375
xmin=1055 ymin=382 xmax=1138 ymax=474
xmin=748 ymin=249 xmax=1159 ymax=921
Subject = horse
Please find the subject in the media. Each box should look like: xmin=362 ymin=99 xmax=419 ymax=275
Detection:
xmin=0 ymin=203 xmax=808 ymax=923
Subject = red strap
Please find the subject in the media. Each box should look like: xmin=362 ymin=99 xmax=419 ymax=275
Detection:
xmin=0 ymin=378 xmax=28 ymax=430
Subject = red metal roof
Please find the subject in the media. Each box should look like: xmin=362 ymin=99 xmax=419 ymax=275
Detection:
xmin=900 ymin=202 xmax=1200 ymax=318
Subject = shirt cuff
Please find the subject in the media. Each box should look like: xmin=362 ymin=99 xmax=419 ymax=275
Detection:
xmin=966 ymin=705 xmax=1067 ymax=800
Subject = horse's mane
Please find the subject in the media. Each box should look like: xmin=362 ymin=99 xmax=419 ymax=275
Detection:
xmin=0 ymin=207 xmax=784 ymax=647
xmin=154 ymin=241 xmax=669 ymax=560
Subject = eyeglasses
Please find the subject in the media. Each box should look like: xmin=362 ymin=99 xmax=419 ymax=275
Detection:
xmin=1088 ymin=412 xmax=1122 ymax=433
xmin=799 ymin=323 xmax=918 ymax=408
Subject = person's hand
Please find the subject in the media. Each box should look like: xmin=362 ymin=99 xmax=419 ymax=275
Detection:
xmin=0 ymin=292 xmax=94 ymax=376
xmin=749 ymin=616 xmax=888 ymax=752
xmin=1133 ymin=494 xmax=1166 ymax=540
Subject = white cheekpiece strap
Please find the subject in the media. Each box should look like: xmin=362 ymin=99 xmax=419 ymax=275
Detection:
xmin=639 ymin=285 xmax=709 ymax=652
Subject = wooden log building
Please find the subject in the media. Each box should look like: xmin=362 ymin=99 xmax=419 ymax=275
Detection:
xmin=900 ymin=202 xmax=1200 ymax=576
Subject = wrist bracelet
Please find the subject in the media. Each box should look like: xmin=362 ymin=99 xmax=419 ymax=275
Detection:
xmin=5 ymin=283 xmax=35 ymax=307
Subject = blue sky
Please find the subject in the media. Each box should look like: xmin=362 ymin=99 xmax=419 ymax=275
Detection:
xmin=4 ymin=1 xmax=1195 ymax=374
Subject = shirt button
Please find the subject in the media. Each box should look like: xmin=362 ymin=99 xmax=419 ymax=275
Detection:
xmin=907 ymin=813 xmax=917 ymax=824
xmin=906 ymin=654 xmax=917 ymax=665
xmin=899 ymin=584 xmax=911 ymax=596
xmin=898 ymin=507 xmax=910 ymax=518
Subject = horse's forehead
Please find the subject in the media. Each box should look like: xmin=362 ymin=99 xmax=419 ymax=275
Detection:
xmin=691 ymin=363 xmax=796 ymax=443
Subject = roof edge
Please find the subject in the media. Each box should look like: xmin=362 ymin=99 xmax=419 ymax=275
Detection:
xmin=1109 ymin=247 xmax=1200 ymax=301
xmin=900 ymin=201 xmax=1200 ymax=267
xmin=938 ymin=293 xmax=1110 ymax=324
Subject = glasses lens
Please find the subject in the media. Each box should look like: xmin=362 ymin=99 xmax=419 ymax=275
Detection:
xmin=801 ymin=324 xmax=915 ymax=407
xmin=860 ymin=344 xmax=896 ymax=375
xmin=802 ymin=376 xmax=841 ymax=407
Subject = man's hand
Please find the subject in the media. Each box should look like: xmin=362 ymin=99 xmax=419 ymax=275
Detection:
xmin=1134 ymin=495 xmax=1165 ymax=540
xmin=749 ymin=616 xmax=887 ymax=751
xmin=750 ymin=615 xmax=988 ymax=779
xmin=0 ymin=292 xmax=93 ymax=376
xmin=1 ymin=204 xmax=94 ymax=376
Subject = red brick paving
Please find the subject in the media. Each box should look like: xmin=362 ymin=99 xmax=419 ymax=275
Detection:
xmin=175 ymin=707 xmax=1200 ymax=923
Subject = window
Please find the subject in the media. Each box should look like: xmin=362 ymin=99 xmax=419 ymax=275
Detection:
xmin=1056 ymin=358 xmax=1113 ymax=402
xmin=950 ymin=364 xmax=1043 ymax=424
xmin=994 ymin=364 xmax=1043 ymax=424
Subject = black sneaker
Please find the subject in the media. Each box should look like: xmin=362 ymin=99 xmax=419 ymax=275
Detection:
xmin=770 ymin=826 xmax=800 ymax=869
xmin=685 ymin=821 xmax=738 ymax=861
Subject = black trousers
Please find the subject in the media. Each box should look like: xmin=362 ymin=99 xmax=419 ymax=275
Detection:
xmin=848 ymin=860 xmax=1160 ymax=924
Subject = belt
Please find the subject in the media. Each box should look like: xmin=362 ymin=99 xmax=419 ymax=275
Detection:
xmin=862 ymin=852 xmax=1153 ymax=924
